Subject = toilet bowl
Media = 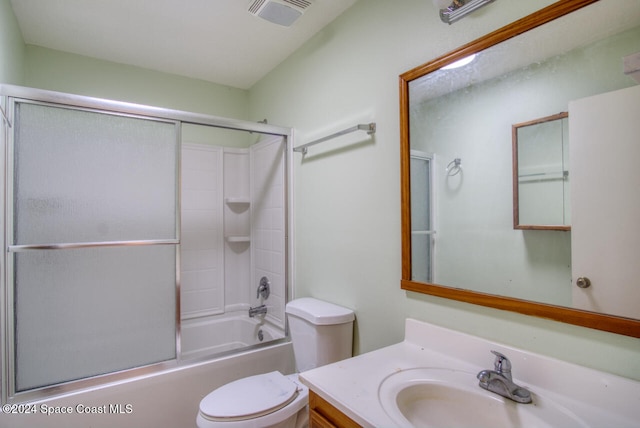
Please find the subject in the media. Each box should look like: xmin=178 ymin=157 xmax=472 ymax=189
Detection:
xmin=196 ymin=298 xmax=354 ymax=428
xmin=196 ymin=372 xmax=309 ymax=428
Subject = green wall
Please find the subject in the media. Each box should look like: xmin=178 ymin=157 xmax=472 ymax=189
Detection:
xmin=23 ymin=45 xmax=250 ymax=119
xmin=250 ymin=0 xmax=640 ymax=380
xmin=0 ymin=0 xmax=24 ymax=84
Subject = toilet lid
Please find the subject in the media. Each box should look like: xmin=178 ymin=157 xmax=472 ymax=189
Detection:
xmin=199 ymin=371 xmax=300 ymax=421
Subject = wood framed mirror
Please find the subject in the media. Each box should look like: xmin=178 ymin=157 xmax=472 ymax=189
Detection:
xmin=400 ymin=0 xmax=640 ymax=338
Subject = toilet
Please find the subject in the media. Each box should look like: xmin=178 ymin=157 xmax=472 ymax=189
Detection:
xmin=196 ymin=298 xmax=355 ymax=428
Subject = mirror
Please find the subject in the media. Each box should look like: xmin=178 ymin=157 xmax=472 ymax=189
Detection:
xmin=512 ymin=112 xmax=570 ymax=230
xmin=400 ymin=0 xmax=640 ymax=337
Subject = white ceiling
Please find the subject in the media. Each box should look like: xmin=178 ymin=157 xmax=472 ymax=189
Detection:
xmin=9 ymin=0 xmax=357 ymax=89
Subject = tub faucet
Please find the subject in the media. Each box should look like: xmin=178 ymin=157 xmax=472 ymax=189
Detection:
xmin=477 ymin=351 xmax=532 ymax=404
xmin=249 ymin=304 xmax=267 ymax=318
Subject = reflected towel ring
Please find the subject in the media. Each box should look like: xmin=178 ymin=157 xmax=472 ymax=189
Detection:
xmin=446 ymin=158 xmax=462 ymax=176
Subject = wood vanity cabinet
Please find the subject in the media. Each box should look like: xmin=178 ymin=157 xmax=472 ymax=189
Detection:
xmin=309 ymin=390 xmax=361 ymax=428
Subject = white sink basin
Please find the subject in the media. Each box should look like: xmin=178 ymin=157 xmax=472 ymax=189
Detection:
xmin=378 ymin=368 xmax=587 ymax=428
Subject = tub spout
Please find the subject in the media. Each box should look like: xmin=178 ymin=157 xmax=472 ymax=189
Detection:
xmin=249 ymin=304 xmax=267 ymax=317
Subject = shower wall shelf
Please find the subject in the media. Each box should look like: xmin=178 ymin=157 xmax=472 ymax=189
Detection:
xmin=225 ymin=197 xmax=250 ymax=204
xmin=226 ymin=236 xmax=250 ymax=243
xmin=293 ymin=122 xmax=376 ymax=155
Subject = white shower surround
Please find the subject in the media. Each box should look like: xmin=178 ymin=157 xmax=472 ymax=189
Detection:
xmin=181 ymin=136 xmax=288 ymax=358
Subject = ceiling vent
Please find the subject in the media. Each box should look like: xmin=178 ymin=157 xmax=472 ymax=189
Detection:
xmin=248 ymin=0 xmax=313 ymax=27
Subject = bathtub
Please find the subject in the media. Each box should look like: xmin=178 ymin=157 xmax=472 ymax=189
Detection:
xmin=0 ymin=341 xmax=295 ymax=428
xmin=181 ymin=311 xmax=286 ymax=360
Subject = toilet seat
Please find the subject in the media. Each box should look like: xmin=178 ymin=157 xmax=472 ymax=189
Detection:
xmin=199 ymin=371 xmax=300 ymax=422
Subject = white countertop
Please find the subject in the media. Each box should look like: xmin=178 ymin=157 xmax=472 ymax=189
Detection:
xmin=299 ymin=319 xmax=640 ymax=427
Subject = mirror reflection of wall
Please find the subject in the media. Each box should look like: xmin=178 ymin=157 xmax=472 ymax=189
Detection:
xmin=408 ymin=6 xmax=640 ymax=309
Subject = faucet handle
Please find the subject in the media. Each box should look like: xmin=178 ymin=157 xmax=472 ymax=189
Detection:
xmin=257 ymin=276 xmax=270 ymax=299
xmin=491 ymin=350 xmax=512 ymax=378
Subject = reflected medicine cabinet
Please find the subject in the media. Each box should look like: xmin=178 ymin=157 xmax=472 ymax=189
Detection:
xmin=512 ymin=112 xmax=570 ymax=231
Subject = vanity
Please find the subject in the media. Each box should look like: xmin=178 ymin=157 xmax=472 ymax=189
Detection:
xmin=300 ymin=318 xmax=640 ymax=428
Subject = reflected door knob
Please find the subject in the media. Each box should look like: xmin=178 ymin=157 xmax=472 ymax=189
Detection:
xmin=576 ymin=277 xmax=591 ymax=289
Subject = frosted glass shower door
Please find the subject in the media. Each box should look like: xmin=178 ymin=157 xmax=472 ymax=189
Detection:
xmin=10 ymin=102 xmax=178 ymax=392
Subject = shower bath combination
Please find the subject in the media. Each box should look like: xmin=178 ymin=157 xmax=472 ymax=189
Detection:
xmin=0 ymin=84 xmax=293 ymax=404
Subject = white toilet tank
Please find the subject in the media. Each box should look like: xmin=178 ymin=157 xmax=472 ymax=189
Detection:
xmin=285 ymin=298 xmax=355 ymax=373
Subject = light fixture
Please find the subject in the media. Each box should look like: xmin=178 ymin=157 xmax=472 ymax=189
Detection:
xmin=441 ymin=53 xmax=476 ymax=70
xmin=435 ymin=0 xmax=496 ymax=25
xmin=248 ymin=0 xmax=313 ymax=27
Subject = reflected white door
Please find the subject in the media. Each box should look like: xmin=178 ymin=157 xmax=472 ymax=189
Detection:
xmin=569 ymin=85 xmax=640 ymax=319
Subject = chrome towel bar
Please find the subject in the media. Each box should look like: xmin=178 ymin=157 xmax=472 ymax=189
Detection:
xmin=293 ymin=122 xmax=376 ymax=155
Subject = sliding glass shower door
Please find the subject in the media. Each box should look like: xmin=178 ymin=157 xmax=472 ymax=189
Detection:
xmin=9 ymin=101 xmax=179 ymax=392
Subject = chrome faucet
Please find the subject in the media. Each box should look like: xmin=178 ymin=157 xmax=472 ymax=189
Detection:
xmin=477 ymin=351 xmax=532 ymax=404
xmin=249 ymin=304 xmax=267 ymax=317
